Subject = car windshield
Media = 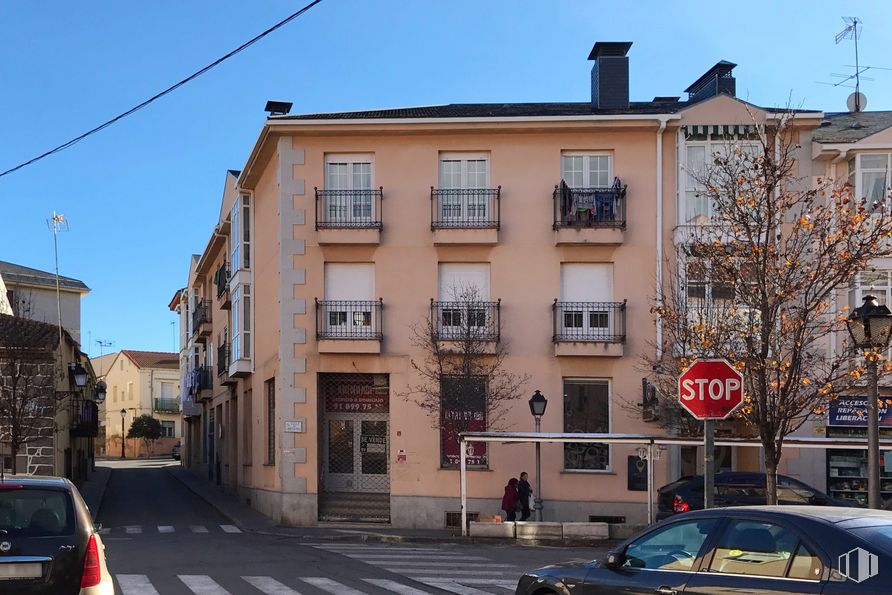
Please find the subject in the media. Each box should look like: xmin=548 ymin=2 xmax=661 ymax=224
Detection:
xmin=0 ymin=488 xmax=75 ymax=536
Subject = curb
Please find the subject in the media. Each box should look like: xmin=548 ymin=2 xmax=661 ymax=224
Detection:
xmin=83 ymin=465 xmax=112 ymax=521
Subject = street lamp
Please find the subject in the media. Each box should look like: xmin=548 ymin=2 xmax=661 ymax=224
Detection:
xmin=846 ymin=294 xmax=892 ymax=509
xmin=528 ymin=390 xmax=548 ymax=521
xmin=95 ymin=380 xmax=107 ymax=403
xmin=120 ymin=409 xmax=127 ymax=460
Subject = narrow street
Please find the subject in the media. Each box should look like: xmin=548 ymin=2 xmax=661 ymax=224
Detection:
xmin=97 ymin=460 xmax=606 ymax=594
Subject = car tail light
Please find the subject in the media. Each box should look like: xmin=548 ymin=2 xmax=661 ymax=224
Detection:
xmin=81 ymin=534 xmax=101 ymax=588
xmin=673 ymin=496 xmax=690 ymax=513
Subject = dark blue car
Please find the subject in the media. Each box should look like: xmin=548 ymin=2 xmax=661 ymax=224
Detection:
xmin=515 ymin=506 xmax=892 ymax=594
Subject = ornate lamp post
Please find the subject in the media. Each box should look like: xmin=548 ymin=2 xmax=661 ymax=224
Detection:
xmin=528 ymin=390 xmax=548 ymax=521
xmin=846 ymin=295 xmax=892 ymax=509
xmin=120 ymin=408 xmax=127 ymax=460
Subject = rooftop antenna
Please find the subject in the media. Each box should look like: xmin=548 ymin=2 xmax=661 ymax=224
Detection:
xmin=46 ymin=212 xmax=69 ymax=349
xmin=96 ymin=340 xmax=114 ymax=375
xmin=835 ymin=17 xmax=864 ymax=111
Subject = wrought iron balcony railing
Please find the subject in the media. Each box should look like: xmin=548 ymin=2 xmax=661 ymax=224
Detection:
xmin=195 ymin=366 xmax=213 ymax=391
xmin=315 ymin=188 xmax=383 ymax=229
xmin=553 ymin=300 xmax=626 ymax=342
xmin=553 ymin=179 xmax=627 ymax=229
xmin=430 ymin=187 xmax=501 ymax=229
xmin=217 ymin=344 xmax=230 ymax=376
xmin=215 ymin=261 xmax=230 ymax=299
xmin=154 ymin=398 xmax=180 ymax=413
xmin=191 ymin=300 xmax=211 ymax=333
xmin=315 ymin=299 xmax=383 ymax=340
xmin=431 ymin=299 xmax=501 ymax=342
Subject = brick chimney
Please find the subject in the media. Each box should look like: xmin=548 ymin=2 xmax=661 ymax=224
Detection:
xmin=589 ymin=42 xmax=632 ymax=110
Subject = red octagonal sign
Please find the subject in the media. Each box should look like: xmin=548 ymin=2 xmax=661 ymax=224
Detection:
xmin=678 ymin=359 xmax=744 ymax=420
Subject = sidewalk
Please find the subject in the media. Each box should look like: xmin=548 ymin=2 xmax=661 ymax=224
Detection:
xmin=79 ymin=463 xmax=112 ymax=521
xmin=165 ymin=464 xmax=619 ymax=546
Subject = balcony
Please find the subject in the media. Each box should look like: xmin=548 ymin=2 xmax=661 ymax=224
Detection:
xmin=316 ymin=299 xmax=383 ymax=354
xmin=154 ymin=398 xmax=180 ymax=413
xmin=431 ymin=299 xmax=500 ymax=352
xmin=553 ymin=180 xmax=627 ymax=245
xmin=430 ymin=187 xmax=500 ymax=244
xmin=315 ymin=187 xmax=383 ymax=245
xmin=215 ymin=261 xmax=230 ymax=309
xmin=552 ymin=300 xmax=626 ymax=357
xmin=191 ymin=300 xmax=212 ymax=342
xmin=217 ymin=344 xmax=236 ymax=385
xmin=194 ymin=366 xmax=213 ymax=400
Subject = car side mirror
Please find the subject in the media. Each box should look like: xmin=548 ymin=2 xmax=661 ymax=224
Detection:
xmin=605 ymin=551 xmax=624 ymax=569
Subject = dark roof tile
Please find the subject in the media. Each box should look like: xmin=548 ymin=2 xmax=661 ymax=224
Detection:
xmin=0 ymin=261 xmax=89 ymax=293
xmin=814 ymin=111 xmax=892 ymax=143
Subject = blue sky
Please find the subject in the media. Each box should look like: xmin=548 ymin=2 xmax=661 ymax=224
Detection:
xmin=1 ymin=1 xmax=890 ymax=356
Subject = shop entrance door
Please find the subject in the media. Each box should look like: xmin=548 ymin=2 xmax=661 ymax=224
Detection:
xmin=319 ymin=373 xmax=391 ymax=522
xmin=323 ymin=415 xmax=389 ymax=493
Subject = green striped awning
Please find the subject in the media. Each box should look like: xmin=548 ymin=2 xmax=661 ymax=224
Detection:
xmin=682 ymin=124 xmax=758 ymax=137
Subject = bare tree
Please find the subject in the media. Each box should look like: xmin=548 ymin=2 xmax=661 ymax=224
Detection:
xmin=401 ymin=285 xmax=530 ymax=467
xmin=647 ymin=111 xmax=892 ymax=503
xmin=0 ymin=315 xmax=56 ymax=474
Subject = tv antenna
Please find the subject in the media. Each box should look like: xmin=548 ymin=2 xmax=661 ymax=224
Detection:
xmin=835 ymin=17 xmax=864 ymax=111
xmin=46 ymin=211 xmax=69 ymax=349
xmin=96 ymin=340 xmax=114 ymax=375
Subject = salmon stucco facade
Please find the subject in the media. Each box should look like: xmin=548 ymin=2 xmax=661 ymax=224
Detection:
xmin=173 ymin=41 xmax=892 ymax=527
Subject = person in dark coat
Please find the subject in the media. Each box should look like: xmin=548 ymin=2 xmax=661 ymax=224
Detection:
xmin=501 ymin=477 xmax=519 ymax=521
xmin=518 ymin=471 xmax=533 ymax=521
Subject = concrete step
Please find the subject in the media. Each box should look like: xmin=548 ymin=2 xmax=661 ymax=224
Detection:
xmin=319 ymin=492 xmax=390 ymax=523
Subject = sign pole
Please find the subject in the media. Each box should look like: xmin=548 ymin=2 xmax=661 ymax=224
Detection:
xmin=703 ymin=419 xmax=714 ymax=509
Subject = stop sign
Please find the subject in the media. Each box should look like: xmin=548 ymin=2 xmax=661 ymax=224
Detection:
xmin=678 ymin=359 xmax=744 ymax=420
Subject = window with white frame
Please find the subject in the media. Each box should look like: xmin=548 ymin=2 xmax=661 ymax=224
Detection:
xmin=559 ymin=263 xmax=613 ymax=338
xmin=439 ymin=153 xmax=490 ymax=221
xmin=563 ymin=379 xmax=610 ymax=470
xmin=231 ymin=285 xmax=251 ymax=361
xmin=230 ymin=194 xmax=251 ymax=272
xmin=325 ymin=154 xmax=374 ymax=222
xmin=680 ymin=132 xmax=759 ymax=224
xmin=850 ymin=270 xmax=892 ymax=308
xmin=323 ymin=263 xmax=375 ymax=336
xmin=561 ymin=153 xmax=611 ymax=188
xmin=851 ymin=154 xmax=892 ymax=209
xmin=438 ymin=263 xmax=490 ymax=335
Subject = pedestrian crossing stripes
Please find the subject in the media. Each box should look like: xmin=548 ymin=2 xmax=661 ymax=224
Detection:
xmin=98 ymin=524 xmax=240 ymax=536
xmin=309 ymin=543 xmax=521 ymax=594
xmin=114 ymin=574 xmax=519 ymax=594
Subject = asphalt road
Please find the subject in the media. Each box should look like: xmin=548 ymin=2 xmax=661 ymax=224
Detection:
xmin=97 ymin=459 xmax=607 ymax=594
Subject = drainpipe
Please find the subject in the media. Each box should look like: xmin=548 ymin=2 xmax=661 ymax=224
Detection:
xmin=655 ymin=117 xmax=669 ymax=360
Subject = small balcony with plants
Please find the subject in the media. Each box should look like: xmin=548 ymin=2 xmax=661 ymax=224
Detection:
xmin=552 ymin=300 xmax=626 ymax=356
xmin=315 ymin=299 xmax=383 ymax=354
xmin=154 ymin=397 xmax=181 ymax=413
xmin=315 ymin=187 xmax=383 ymax=245
xmin=553 ymin=178 xmax=627 ymax=245
xmin=430 ymin=186 xmax=500 ymax=244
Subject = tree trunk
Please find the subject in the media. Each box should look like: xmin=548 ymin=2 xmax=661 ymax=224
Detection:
xmin=10 ymin=446 xmax=16 ymax=475
xmin=764 ymin=451 xmax=778 ymax=505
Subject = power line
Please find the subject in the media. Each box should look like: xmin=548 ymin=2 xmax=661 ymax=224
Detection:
xmin=0 ymin=0 xmax=324 ymax=179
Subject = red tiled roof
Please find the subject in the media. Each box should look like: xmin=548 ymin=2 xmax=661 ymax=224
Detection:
xmin=121 ymin=350 xmax=179 ymax=370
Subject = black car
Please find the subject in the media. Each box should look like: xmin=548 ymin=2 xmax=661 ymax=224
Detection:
xmin=516 ymin=506 xmax=892 ymax=594
xmin=0 ymin=476 xmax=113 ymax=594
xmin=657 ymin=472 xmax=854 ymax=520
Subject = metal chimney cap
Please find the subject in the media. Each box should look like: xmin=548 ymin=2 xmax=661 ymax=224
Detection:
xmin=264 ymin=100 xmax=293 ymax=116
xmin=588 ymin=42 xmax=633 ymax=60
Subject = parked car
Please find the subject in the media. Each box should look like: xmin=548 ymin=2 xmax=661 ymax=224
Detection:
xmin=0 ymin=476 xmax=113 ymax=594
xmin=171 ymin=440 xmax=181 ymax=460
xmin=656 ymin=472 xmax=855 ymax=520
xmin=515 ymin=506 xmax=892 ymax=594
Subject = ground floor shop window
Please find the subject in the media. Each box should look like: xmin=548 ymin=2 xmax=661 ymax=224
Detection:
xmin=563 ymin=379 xmax=610 ymax=470
xmin=440 ymin=376 xmax=487 ymax=468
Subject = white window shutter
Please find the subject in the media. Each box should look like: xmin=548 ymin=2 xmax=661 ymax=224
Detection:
xmin=324 ymin=264 xmax=374 ymax=300
xmin=439 ymin=264 xmax=490 ymax=300
xmin=561 ymin=264 xmax=613 ymax=301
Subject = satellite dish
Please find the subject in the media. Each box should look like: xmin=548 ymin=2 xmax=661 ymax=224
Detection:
xmin=847 ymin=91 xmax=868 ymax=112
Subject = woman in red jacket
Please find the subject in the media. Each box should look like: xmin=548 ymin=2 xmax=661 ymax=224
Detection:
xmin=501 ymin=477 xmax=519 ymax=521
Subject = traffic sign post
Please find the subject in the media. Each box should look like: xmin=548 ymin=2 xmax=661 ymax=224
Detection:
xmin=678 ymin=359 xmax=744 ymax=509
